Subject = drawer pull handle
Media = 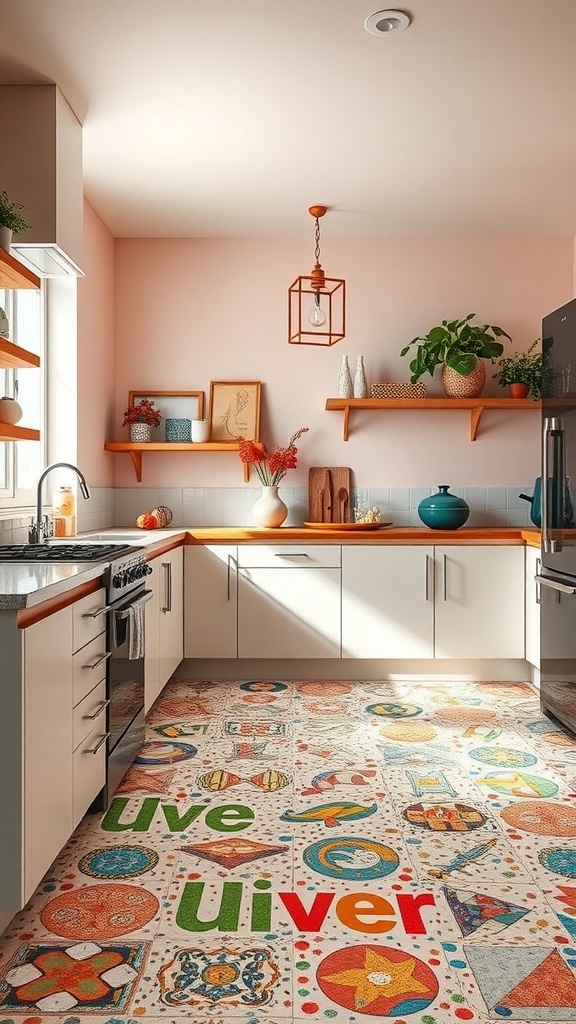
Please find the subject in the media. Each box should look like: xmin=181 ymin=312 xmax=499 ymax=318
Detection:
xmin=82 ymin=699 xmax=110 ymax=721
xmin=274 ymin=553 xmax=309 ymax=558
xmin=82 ymin=605 xmax=110 ymax=619
xmin=84 ymin=651 xmax=112 ymax=671
xmin=85 ymin=732 xmax=110 ymax=755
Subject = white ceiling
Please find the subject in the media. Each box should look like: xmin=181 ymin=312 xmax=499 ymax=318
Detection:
xmin=0 ymin=0 xmax=575 ymax=238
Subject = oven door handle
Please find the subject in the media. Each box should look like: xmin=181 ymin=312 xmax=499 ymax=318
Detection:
xmin=535 ymin=573 xmax=576 ymax=595
xmin=114 ymin=589 xmax=154 ymax=619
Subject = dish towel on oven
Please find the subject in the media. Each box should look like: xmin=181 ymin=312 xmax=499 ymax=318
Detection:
xmin=127 ymin=598 xmax=145 ymax=660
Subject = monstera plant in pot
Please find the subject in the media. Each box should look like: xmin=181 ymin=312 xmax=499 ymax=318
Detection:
xmin=400 ymin=313 xmax=511 ymax=397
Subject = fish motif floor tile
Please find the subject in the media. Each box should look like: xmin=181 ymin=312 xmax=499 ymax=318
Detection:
xmin=2 ymin=676 xmax=576 ymax=1023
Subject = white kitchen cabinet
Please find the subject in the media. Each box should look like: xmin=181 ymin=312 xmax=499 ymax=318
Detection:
xmin=525 ymin=546 xmax=541 ymax=669
xmin=237 ymin=545 xmax=341 ymax=658
xmin=145 ymin=546 xmax=184 ymax=711
xmin=435 ymin=545 xmax=524 ymax=658
xmin=342 ymin=545 xmax=434 ymax=658
xmin=22 ymin=605 xmax=74 ymax=906
xmin=184 ymin=544 xmax=238 ymax=658
xmin=342 ymin=544 xmax=525 ymax=660
xmin=71 ymin=591 xmax=108 ymax=829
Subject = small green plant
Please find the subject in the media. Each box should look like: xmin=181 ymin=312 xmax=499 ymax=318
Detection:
xmin=400 ymin=313 xmax=511 ymax=383
xmin=0 ymin=190 xmax=31 ymax=234
xmin=492 ymin=339 xmax=542 ymax=399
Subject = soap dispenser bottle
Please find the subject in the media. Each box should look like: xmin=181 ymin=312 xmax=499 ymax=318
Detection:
xmin=53 ymin=485 xmax=77 ymax=537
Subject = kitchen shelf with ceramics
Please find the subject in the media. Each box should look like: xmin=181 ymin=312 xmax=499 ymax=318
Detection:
xmin=103 ymin=441 xmax=264 ymax=482
xmin=325 ymin=396 xmax=541 ymax=441
xmin=0 ymin=249 xmax=41 ymax=442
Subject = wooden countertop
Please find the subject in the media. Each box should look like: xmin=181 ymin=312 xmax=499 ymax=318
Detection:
xmin=184 ymin=527 xmax=541 ymax=546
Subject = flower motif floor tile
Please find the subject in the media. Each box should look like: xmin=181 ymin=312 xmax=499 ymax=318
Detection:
xmin=2 ymin=677 xmax=576 ymax=1022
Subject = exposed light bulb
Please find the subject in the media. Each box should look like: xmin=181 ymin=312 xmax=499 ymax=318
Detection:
xmin=308 ymin=292 xmax=326 ymax=328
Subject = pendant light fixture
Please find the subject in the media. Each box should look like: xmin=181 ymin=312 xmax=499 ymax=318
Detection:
xmin=288 ymin=205 xmax=346 ymax=346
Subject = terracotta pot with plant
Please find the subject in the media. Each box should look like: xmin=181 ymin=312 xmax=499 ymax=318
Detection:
xmin=400 ymin=313 xmax=511 ymax=397
xmin=0 ymin=190 xmax=31 ymax=252
xmin=492 ymin=339 xmax=541 ymax=400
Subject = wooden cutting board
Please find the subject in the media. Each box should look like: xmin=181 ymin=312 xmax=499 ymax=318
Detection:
xmin=308 ymin=467 xmax=353 ymax=523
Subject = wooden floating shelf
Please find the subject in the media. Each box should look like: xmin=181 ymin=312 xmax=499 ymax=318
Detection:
xmin=325 ymin=397 xmax=541 ymax=441
xmin=104 ymin=441 xmax=264 ymax=482
xmin=0 ymin=337 xmax=40 ymax=370
xmin=0 ymin=249 xmax=41 ymax=290
xmin=0 ymin=423 xmax=40 ymax=442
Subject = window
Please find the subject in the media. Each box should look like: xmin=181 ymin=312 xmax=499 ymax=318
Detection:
xmin=0 ymin=285 xmax=45 ymax=512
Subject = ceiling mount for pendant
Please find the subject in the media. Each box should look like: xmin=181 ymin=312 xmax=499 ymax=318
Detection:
xmin=364 ymin=9 xmax=412 ymax=35
xmin=288 ymin=205 xmax=346 ymax=347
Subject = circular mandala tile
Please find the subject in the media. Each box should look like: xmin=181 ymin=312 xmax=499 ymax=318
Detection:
xmin=304 ymin=699 xmax=347 ymax=715
xmin=304 ymin=837 xmax=400 ymax=881
xmin=468 ymin=746 xmax=537 ymax=767
xmin=40 ymin=883 xmax=159 ymax=939
xmin=501 ymin=800 xmax=576 ymax=836
xmin=478 ymin=770 xmax=558 ymax=798
xmin=78 ymin=845 xmax=159 ymax=879
xmin=365 ymin=702 xmax=423 ymax=718
xmin=434 ymin=707 xmax=498 ymax=725
xmin=239 ymin=680 xmax=287 ymax=692
xmin=297 ymin=680 xmax=352 ymax=696
xmin=135 ymin=741 xmax=197 ymax=764
xmin=316 ymin=944 xmax=439 ymax=1016
xmin=379 ymin=722 xmax=437 ymax=743
xmin=539 ymin=847 xmax=576 ymax=878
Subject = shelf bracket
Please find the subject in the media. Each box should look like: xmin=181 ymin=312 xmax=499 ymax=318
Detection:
xmin=470 ymin=406 xmax=484 ymax=441
xmin=343 ymin=405 xmax=350 ymax=441
xmin=129 ymin=451 xmax=143 ymax=482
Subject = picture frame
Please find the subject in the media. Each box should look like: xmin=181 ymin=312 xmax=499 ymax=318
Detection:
xmin=127 ymin=390 xmax=205 ymax=442
xmin=208 ymin=380 xmax=262 ymax=442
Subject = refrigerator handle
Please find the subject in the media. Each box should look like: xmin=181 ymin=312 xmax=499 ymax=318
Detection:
xmin=542 ymin=417 xmax=564 ymax=554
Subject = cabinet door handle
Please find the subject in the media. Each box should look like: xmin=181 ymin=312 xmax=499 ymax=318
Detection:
xmin=227 ymin=553 xmax=237 ymax=601
xmin=535 ymin=573 xmax=576 ymax=595
xmin=425 ymin=554 xmax=434 ymax=601
xmin=84 ymin=651 xmax=112 ymax=671
xmin=442 ymin=553 xmax=447 ymax=601
xmin=84 ymin=732 xmax=110 ymax=755
xmin=82 ymin=699 xmax=110 ymax=720
xmin=274 ymin=552 xmax=310 ymax=558
xmin=162 ymin=561 xmax=171 ymax=613
xmin=535 ymin=557 xmax=541 ymax=604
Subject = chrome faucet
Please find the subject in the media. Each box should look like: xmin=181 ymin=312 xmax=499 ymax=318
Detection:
xmin=29 ymin=462 xmax=91 ymax=544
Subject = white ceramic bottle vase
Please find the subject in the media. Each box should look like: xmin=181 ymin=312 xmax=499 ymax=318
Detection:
xmin=354 ymin=355 xmax=368 ymax=398
xmin=337 ymin=354 xmax=353 ymax=398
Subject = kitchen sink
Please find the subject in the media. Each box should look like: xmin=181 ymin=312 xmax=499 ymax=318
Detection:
xmin=81 ymin=533 xmax=145 ymax=542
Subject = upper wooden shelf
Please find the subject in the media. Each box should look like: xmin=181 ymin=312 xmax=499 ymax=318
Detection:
xmin=0 ymin=249 xmax=41 ymax=290
xmin=0 ymin=423 xmax=40 ymax=442
xmin=104 ymin=441 xmax=263 ymax=482
xmin=0 ymin=336 xmax=40 ymax=370
xmin=325 ymin=396 xmax=541 ymax=441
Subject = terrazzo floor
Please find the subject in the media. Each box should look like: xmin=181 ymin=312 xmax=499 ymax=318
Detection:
xmin=1 ymin=677 xmax=576 ymax=1024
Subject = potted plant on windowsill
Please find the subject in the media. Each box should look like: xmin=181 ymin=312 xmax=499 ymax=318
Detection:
xmin=400 ymin=313 xmax=511 ymax=397
xmin=492 ymin=339 xmax=542 ymax=400
xmin=0 ymin=190 xmax=31 ymax=252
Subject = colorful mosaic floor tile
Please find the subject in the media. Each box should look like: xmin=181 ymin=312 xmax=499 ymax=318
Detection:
xmin=2 ymin=677 xmax=576 ymax=1022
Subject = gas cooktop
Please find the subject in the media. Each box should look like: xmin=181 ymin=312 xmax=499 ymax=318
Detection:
xmin=0 ymin=543 xmax=137 ymax=562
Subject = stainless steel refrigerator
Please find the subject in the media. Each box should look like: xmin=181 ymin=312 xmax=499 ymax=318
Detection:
xmin=538 ymin=296 xmax=576 ymax=735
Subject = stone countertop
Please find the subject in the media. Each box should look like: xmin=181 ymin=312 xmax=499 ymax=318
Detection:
xmin=0 ymin=526 xmax=541 ymax=609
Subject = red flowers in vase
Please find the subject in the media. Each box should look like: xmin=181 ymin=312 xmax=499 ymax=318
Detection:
xmin=122 ymin=399 xmax=161 ymax=427
xmin=238 ymin=427 xmax=309 ymax=486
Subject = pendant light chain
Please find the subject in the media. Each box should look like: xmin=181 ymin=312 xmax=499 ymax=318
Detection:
xmin=314 ymin=216 xmax=321 ymax=266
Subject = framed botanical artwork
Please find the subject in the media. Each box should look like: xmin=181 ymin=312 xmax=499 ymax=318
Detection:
xmin=208 ymin=380 xmax=262 ymax=442
xmin=127 ymin=390 xmax=205 ymax=441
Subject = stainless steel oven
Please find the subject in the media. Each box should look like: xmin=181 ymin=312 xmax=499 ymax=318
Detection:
xmin=92 ymin=550 xmax=153 ymax=807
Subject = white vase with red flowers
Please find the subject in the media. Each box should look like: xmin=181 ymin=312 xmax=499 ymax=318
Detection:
xmin=238 ymin=426 xmax=309 ymax=528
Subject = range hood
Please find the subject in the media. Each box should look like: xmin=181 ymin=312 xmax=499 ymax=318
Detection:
xmin=0 ymin=85 xmax=84 ymax=277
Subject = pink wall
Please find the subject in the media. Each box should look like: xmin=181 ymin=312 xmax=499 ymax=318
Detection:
xmin=106 ymin=235 xmax=573 ymax=487
xmin=77 ymin=198 xmax=116 ymax=484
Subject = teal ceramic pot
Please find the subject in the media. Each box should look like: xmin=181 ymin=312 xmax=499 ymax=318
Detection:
xmin=418 ymin=485 xmax=470 ymax=530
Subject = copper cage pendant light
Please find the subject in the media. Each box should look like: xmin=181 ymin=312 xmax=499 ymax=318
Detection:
xmin=288 ymin=205 xmax=346 ymax=346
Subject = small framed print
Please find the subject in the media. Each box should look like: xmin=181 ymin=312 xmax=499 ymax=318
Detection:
xmin=128 ymin=390 xmax=205 ymax=441
xmin=208 ymin=380 xmax=262 ymax=442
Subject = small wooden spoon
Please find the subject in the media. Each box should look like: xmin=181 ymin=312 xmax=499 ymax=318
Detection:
xmin=337 ymin=486 xmax=348 ymax=523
